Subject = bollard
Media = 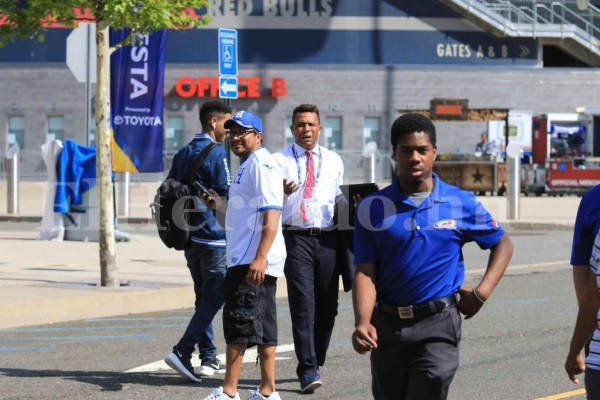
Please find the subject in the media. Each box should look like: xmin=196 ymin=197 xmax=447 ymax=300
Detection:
xmin=363 ymin=141 xmax=378 ymax=183
xmin=6 ymin=144 xmax=20 ymax=214
xmin=229 ymin=153 xmax=240 ymax=179
xmin=506 ymin=143 xmax=521 ymax=220
xmin=117 ymin=171 xmax=130 ymax=217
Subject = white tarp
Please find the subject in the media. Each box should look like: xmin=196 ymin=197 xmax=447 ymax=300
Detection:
xmin=37 ymin=140 xmax=64 ymax=241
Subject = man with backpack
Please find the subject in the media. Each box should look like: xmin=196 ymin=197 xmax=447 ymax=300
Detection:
xmin=163 ymin=100 xmax=232 ymax=383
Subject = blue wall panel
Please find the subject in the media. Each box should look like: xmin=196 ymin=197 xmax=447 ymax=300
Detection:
xmin=0 ymin=0 xmax=538 ymax=66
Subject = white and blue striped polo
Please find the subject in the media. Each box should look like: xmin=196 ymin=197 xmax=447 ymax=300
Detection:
xmin=587 ymin=232 xmax=600 ymax=371
xmin=225 ymin=147 xmax=286 ymax=277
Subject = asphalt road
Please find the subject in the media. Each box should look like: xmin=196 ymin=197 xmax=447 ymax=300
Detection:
xmin=0 ymin=229 xmax=587 ymax=400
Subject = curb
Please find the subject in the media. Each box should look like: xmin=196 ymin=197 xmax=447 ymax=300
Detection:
xmin=0 ymin=216 xmax=153 ymax=224
xmin=0 ymin=216 xmax=575 ymax=230
xmin=502 ymin=222 xmax=574 ymax=231
xmin=0 ymin=279 xmax=291 ymax=330
xmin=0 ymin=285 xmax=194 ymax=330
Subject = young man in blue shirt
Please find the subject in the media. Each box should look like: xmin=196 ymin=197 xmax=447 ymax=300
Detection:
xmin=565 ymin=184 xmax=600 ymax=396
xmin=164 ymin=100 xmax=232 ymax=383
xmin=351 ymin=113 xmax=513 ymax=400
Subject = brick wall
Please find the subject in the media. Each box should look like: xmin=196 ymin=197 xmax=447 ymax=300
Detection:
xmin=2 ymin=64 xmax=599 ymax=156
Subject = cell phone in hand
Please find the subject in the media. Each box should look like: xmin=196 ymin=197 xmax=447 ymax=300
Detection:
xmin=193 ymin=181 xmax=215 ymax=202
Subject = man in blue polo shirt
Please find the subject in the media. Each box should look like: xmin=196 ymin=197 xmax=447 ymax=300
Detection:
xmin=351 ymin=113 xmax=513 ymax=400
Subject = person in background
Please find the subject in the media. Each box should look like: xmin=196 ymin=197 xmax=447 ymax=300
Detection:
xmin=565 ymin=184 xmax=600 ymax=397
xmin=202 ymin=111 xmax=286 ymax=400
xmin=164 ymin=100 xmax=232 ymax=383
xmin=352 ymin=113 xmax=513 ymax=400
xmin=273 ymin=103 xmax=345 ymax=394
xmin=475 ymin=132 xmax=495 ymax=155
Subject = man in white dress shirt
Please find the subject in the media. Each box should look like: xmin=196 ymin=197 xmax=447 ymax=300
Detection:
xmin=273 ymin=103 xmax=344 ymax=394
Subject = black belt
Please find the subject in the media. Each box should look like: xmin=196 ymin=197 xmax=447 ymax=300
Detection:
xmin=378 ymin=294 xmax=457 ymax=320
xmin=282 ymin=225 xmax=335 ymax=236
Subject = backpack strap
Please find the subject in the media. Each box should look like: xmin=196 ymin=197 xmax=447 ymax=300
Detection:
xmin=184 ymin=142 xmax=219 ymax=186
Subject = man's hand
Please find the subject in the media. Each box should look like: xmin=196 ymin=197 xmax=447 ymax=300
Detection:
xmin=565 ymin=350 xmax=585 ymax=384
xmin=248 ymin=255 xmax=267 ymax=286
xmin=197 ymin=188 xmax=217 ymax=208
xmin=352 ymin=323 xmax=378 ymax=354
xmin=200 ymin=188 xmax=227 ymax=214
xmin=352 ymin=194 xmax=362 ymax=210
xmin=283 ymin=178 xmax=299 ymax=195
xmin=458 ymin=287 xmax=485 ymax=319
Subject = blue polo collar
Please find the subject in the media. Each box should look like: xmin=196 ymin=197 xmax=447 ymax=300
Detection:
xmin=193 ymin=132 xmax=214 ymax=142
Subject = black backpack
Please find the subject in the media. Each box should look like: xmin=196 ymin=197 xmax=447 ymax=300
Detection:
xmin=150 ymin=143 xmax=218 ymax=250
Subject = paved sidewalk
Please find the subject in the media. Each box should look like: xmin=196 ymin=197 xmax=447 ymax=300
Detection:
xmin=0 ymin=181 xmax=583 ymax=329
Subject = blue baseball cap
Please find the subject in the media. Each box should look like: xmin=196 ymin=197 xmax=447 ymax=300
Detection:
xmin=224 ymin=111 xmax=263 ymax=133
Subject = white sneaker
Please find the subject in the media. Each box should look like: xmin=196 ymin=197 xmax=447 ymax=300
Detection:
xmin=247 ymin=388 xmax=281 ymax=400
xmin=203 ymin=386 xmax=241 ymax=400
xmin=199 ymin=357 xmax=226 ymax=376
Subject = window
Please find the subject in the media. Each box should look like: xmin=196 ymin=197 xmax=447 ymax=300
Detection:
xmin=285 ymin=116 xmax=294 ymax=146
xmin=8 ymin=116 xmax=25 ymax=150
xmin=364 ymin=117 xmax=381 ymax=147
xmin=47 ymin=116 xmax=65 ymax=142
xmin=165 ymin=116 xmax=184 ymax=151
xmin=323 ymin=116 xmax=342 ymax=150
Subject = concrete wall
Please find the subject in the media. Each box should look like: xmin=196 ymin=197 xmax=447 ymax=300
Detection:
xmin=2 ymin=64 xmax=600 ymax=156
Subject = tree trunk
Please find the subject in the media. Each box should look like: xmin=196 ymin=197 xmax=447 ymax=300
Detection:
xmin=96 ymin=20 xmax=119 ymax=287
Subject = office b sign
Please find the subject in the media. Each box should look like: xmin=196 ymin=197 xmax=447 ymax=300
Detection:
xmin=219 ymin=28 xmax=238 ymax=77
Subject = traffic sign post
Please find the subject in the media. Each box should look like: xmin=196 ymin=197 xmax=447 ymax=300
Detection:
xmin=218 ymin=28 xmax=238 ymax=99
xmin=66 ymin=23 xmax=96 ymax=146
xmin=219 ymin=76 xmax=238 ymax=99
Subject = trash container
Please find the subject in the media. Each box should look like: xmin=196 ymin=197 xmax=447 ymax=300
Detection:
xmin=63 ymin=184 xmax=100 ymax=242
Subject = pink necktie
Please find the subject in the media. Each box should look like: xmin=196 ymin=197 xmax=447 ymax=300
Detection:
xmin=300 ymin=150 xmax=315 ymax=221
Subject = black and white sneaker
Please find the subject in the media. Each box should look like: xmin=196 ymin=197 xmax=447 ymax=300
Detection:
xmin=198 ymin=357 xmax=226 ymax=376
xmin=164 ymin=346 xmax=202 ymax=383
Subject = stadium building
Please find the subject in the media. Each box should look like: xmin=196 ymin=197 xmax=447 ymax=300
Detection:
xmin=1 ymin=0 xmax=599 ymax=182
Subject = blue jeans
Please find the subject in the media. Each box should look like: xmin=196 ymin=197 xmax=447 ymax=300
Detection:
xmin=177 ymin=244 xmax=226 ymax=360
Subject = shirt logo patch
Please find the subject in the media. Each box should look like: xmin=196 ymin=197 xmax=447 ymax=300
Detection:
xmin=433 ymin=219 xmax=457 ymax=229
xmin=491 ymin=218 xmax=498 ymax=228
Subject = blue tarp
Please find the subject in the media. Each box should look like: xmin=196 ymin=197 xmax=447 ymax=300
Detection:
xmin=53 ymin=140 xmax=96 ymax=213
xmin=549 ymin=123 xmax=586 ymax=135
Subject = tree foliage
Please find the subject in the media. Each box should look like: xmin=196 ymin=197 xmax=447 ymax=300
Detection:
xmin=0 ymin=0 xmax=210 ymax=286
xmin=0 ymin=0 xmax=210 ymax=47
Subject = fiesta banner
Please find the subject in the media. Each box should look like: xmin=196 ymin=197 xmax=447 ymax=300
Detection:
xmin=110 ymin=28 xmax=166 ymax=173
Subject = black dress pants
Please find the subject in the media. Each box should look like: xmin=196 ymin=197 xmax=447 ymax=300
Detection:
xmin=370 ymin=306 xmax=462 ymax=400
xmin=283 ymin=230 xmax=339 ymax=378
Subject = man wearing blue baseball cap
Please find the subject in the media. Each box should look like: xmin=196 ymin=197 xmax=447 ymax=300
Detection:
xmin=201 ymin=111 xmax=286 ymax=400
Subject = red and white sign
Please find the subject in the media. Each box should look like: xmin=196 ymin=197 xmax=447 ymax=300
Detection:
xmin=174 ymin=76 xmax=287 ymax=98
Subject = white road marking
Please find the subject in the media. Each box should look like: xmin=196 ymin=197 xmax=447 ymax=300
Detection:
xmin=125 ymin=343 xmax=295 ymax=373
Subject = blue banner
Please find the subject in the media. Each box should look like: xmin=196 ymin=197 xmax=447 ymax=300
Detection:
xmin=110 ymin=28 xmax=165 ymax=173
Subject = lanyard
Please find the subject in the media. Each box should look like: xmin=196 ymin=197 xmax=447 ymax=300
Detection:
xmin=292 ymin=145 xmax=322 ymax=186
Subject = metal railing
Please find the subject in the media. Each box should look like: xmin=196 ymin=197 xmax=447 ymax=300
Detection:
xmin=446 ymin=0 xmax=600 ymax=54
xmin=0 ymin=149 xmax=395 ymax=185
